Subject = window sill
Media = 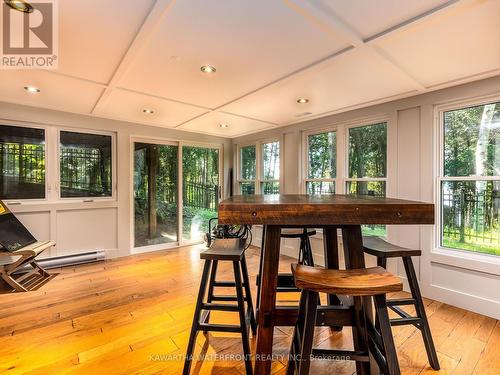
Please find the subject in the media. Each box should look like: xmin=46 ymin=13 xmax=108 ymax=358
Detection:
xmin=431 ymin=247 xmax=500 ymax=276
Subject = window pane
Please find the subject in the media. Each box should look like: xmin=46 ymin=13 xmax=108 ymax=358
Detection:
xmin=0 ymin=125 xmax=45 ymax=199
xmin=240 ymin=145 xmax=256 ymax=180
xmin=182 ymin=146 xmax=219 ymax=241
xmin=346 ymin=181 xmax=386 ymax=197
xmin=306 ymin=181 xmax=335 ymax=195
xmin=347 ymin=181 xmax=386 ymax=236
xmin=60 ymin=131 xmax=112 ymax=198
xmin=262 ymin=141 xmax=280 ymax=180
xmin=261 ymin=181 xmax=279 ymax=195
xmin=441 ymin=180 xmax=500 ymax=256
xmin=308 ymin=131 xmax=336 ymax=179
xmin=444 ymin=102 xmax=500 ymax=177
xmin=134 ymin=143 xmax=178 ymax=247
xmin=240 ymin=182 xmax=255 ymax=195
xmin=348 ymin=123 xmax=387 ymax=178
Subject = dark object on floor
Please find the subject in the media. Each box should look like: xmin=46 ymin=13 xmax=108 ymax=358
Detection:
xmin=203 ymin=217 xmax=252 ymax=249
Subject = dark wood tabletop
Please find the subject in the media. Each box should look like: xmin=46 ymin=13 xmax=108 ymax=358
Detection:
xmin=217 ymin=194 xmax=435 ymax=375
xmin=218 ymin=194 xmax=434 ymax=226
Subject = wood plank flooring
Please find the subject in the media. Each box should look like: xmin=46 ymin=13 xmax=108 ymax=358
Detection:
xmin=0 ymin=244 xmax=498 ymax=374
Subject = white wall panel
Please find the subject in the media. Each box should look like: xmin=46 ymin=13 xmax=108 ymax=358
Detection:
xmin=16 ymin=211 xmax=52 ymax=258
xmin=56 ymin=208 xmax=118 ymax=256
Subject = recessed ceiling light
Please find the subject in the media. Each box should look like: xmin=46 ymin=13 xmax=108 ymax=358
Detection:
xmin=143 ymin=109 xmax=154 ymax=114
xmin=219 ymin=123 xmax=229 ymax=128
xmin=4 ymin=0 xmax=33 ymax=13
xmin=200 ymin=65 xmax=216 ymax=73
xmin=297 ymin=98 xmax=309 ymax=104
xmin=24 ymin=85 xmax=40 ymax=93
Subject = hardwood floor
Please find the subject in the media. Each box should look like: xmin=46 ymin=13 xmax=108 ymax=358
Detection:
xmin=0 ymin=244 xmax=498 ymax=375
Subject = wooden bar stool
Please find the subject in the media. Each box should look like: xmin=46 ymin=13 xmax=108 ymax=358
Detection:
xmin=287 ymin=264 xmax=403 ymax=375
xmin=363 ymin=236 xmax=440 ymax=370
xmin=183 ymin=239 xmax=256 ymax=375
xmin=256 ymin=227 xmax=316 ymax=310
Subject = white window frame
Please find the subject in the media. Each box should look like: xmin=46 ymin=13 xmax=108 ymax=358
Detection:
xmin=260 ymin=140 xmax=281 ymax=194
xmin=238 ymin=143 xmax=258 ymax=194
xmin=237 ymin=138 xmax=282 ymax=194
xmin=345 ymin=121 xmax=388 ymax=196
xmin=57 ymin=127 xmax=117 ymax=202
xmin=130 ymin=135 xmax=224 ymax=252
xmin=302 ymin=127 xmax=338 ymax=194
xmin=434 ymin=95 xmax=500 ymax=273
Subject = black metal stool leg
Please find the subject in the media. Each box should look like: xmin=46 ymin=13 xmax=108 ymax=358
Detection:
xmin=297 ymin=290 xmax=319 ymax=375
xmin=233 ymin=261 xmax=253 ymax=375
xmin=183 ymin=259 xmax=212 ymax=375
xmin=377 ymin=257 xmax=387 ymax=268
xmin=402 ymin=257 xmax=440 ymax=370
xmin=374 ymin=294 xmax=401 ymax=375
xmin=240 ymin=254 xmax=257 ymax=335
xmin=203 ymin=259 xmax=218 ymax=330
xmin=287 ymin=289 xmax=308 ymax=375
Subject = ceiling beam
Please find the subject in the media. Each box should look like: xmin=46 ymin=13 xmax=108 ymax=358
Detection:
xmin=91 ymin=0 xmax=177 ymax=114
xmin=282 ymin=0 xmax=435 ymax=91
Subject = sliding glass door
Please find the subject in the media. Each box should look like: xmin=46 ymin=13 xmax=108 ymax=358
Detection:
xmin=133 ymin=140 xmax=221 ymax=249
xmin=134 ymin=142 xmax=178 ymax=248
xmin=182 ymin=146 xmax=220 ymax=242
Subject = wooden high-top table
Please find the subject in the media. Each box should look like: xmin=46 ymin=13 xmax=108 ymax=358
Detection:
xmin=218 ymin=194 xmax=434 ymax=375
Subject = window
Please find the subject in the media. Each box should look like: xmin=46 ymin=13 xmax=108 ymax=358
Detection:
xmin=239 ymin=145 xmax=256 ymax=195
xmin=0 ymin=125 xmax=45 ymax=199
xmin=238 ymin=140 xmax=280 ymax=195
xmin=182 ymin=146 xmax=220 ymax=241
xmin=347 ymin=122 xmax=387 ymax=236
xmin=261 ymin=141 xmax=280 ymax=194
xmin=134 ymin=142 xmax=178 ymax=247
xmin=305 ymin=131 xmax=336 ymax=195
xmin=440 ymin=101 xmax=500 ymax=256
xmin=59 ymin=131 xmax=113 ymax=198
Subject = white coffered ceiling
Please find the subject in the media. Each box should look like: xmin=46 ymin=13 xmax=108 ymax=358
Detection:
xmin=1 ymin=0 xmax=499 ymax=138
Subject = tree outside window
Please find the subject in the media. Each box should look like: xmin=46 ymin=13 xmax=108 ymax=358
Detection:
xmin=59 ymin=131 xmax=112 ymax=198
xmin=347 ymin=122 xmax=387 ymax=236
xmin=239 ymin=145 xmax=256 ymax=195
xmin=305 ymin=131 xmax=336 ymax=195
xmin=441 ymin=102 xmax=500 ymax=256
xmin=0 ymin=125 xmax=45 ymax=200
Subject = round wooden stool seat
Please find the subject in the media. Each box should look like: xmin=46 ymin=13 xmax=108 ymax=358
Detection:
xmin=292 ymin=264 xmax=402 ymax=296
xmin=363 ymin=236 xmax=421 ymax=258
xmin=280 ymin=228 xmax=316 ymax=238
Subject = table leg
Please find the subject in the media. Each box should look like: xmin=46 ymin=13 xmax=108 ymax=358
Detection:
xmin=255 ymin=225 xmax=281 ymax=375
xmin=341 ymin=225 xmax=373 ymax=375
xmin=322 ymin=226 xmax=343 ymax=331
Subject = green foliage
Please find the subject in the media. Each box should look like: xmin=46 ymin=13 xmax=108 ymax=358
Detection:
xmin=347 ymin=181 xmax=385 ymax=197
xmin=444 ymin=103 xmax=500 ymax=176
xmin=442 ymin=102 xmax=500 ymax=256
xmin=308 ymin=131 xmax=336 ymax=179
xmin=262 ymin=141 xmax=280 ymax=180
xmin=240 ymin=145 xmax=256 ymax=180
xmin=348 ymin=123 xmax=387 ymax=178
